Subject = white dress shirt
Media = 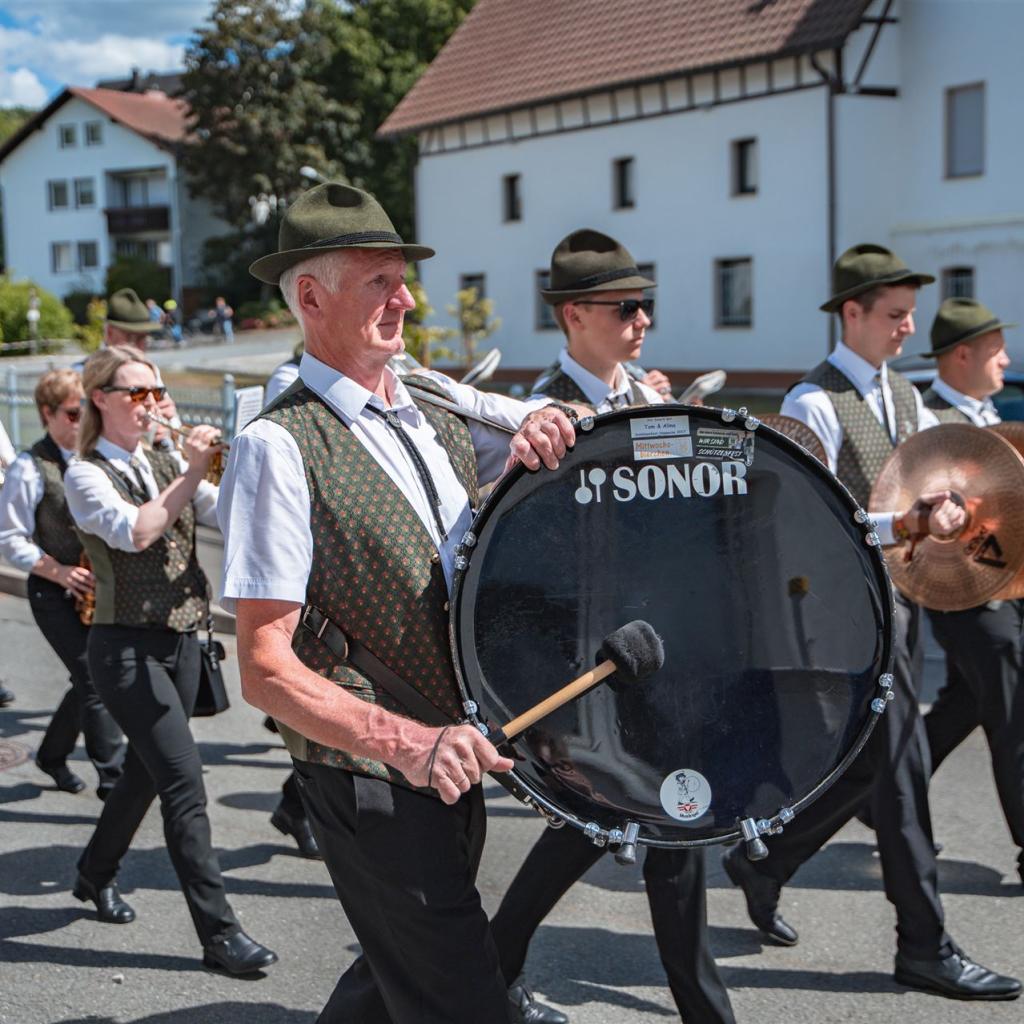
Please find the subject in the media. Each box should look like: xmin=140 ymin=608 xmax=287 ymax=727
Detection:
xmin=65 ymin=437 xmax=219 ymax=553
xmin=541 ymin=349 xmax=664 ymax=412
xmin=0 ymin=418 xmax=14 ymax=470
xmin=218 ymin=353 xmax=548 ymax=610
xmin=264 ymin=360 xmax=300 ymax=405
xmin=929 ymin=377 xmax=1002 ymax=426
xmin=0 ymin=442 xmax=76 ymax=572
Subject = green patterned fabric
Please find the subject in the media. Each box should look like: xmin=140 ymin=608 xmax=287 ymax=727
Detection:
xmin=260 ymin=375 xmax=478 ymax=791
xmin=530 ymin=365 xmax=594 ymax=410
xmin=77 ymin=448 xmax=209 ymax=631
xmin=803 ymin=361 xmax=918 ymax=507
xmin=29 ymin=435 xmax=83 ymax=567
xmin=921 ymin=387 xmax=971 ymax=424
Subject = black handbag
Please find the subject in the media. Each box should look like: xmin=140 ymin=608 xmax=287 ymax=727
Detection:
xmin=194 ymin=613 xmax=230 ymax=717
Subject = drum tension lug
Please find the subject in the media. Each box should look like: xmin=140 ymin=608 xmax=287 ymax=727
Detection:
xmin=583 ymin=822 xmax=606 ymax=847
xmin=740 ymin=817 xmax=770 ymax=861
xmin=462 ymin=699 xmax=479 ymax=717
xmin=614 ymin=822 xmax=640 ymax=866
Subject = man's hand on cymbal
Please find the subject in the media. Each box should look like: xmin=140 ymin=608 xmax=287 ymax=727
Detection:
xmin=900 ymin=490 xmax=966 ymax=538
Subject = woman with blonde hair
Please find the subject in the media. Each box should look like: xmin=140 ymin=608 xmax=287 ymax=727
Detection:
xmin=65 ymin=345 xmax=277 ymax=977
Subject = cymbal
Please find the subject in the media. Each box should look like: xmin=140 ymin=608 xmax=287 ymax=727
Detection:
xmin=988 ymin=422 xmax=1024 ymax=599
xmin=869 ymin=424 xmax=1024 ymax=611
xmin=759 ymin=414 xmax=827 ymax=464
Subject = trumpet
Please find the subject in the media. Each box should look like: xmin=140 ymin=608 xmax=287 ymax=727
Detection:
xmin=146 ymin=411 xmax=229 ymax=485
xmin=75 ymin=552 xmax=95 ymax=626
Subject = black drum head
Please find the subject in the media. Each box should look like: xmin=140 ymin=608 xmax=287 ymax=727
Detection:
xmin=452 ymin=407 xmax=893 ymax=845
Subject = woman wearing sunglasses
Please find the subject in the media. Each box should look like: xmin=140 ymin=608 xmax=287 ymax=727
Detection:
xmin=0 ymin=369 xmax=124 ymax=798
xmin=63 ymin=346 xmax=277 ymax=977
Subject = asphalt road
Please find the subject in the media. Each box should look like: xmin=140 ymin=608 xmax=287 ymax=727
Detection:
xmin=0 ymin=591 xmax=1021 ymax=1024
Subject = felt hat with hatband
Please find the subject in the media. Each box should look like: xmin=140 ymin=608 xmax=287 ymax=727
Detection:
xmin=106 ymin=288 xmax=160 ymax=333
xmin=820 ymin=243 xmax=935 ymax=313
xmin=540 ymin=229 xmax=656 ymax=304
xmin=924 ymin=297 xmax=1017 ymax=357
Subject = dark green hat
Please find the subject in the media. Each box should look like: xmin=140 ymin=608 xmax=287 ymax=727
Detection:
xmin=249 ymin=182 xmax=434 ymax=285
xmin=820 ymin=243 xmax=935 ymax=313
xmin=106 ymin=288 xmax=159 ymax=333
xmin=925 ymin=297 xmax=1017 ymax=357
xmin=540 ymin=229 xmax=656 ymax=304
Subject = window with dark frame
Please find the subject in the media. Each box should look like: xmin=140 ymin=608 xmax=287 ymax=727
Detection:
xmin=47 ymin=179 xmax=69 ymax=210
xmin=85 ymin=121 xmax=103 ymax=146
xmin=946 ymin=83 xmax=984 ymax=178
xmin=459 ymin=273 xmax=486 ymax=298
xmin=941 ymin=266 xmax=975 ymax=300
xmin=715 ymin=258 xmax=753 ymax=327
xmin=51 ymin=242 xmax=72 ymax=273
xmin=77 ymin=241 xmax=99 ymax=270
xmin=503 ymin=174 xmax=521 ymax=222
xmin=613 ymin=157 xmax=635 ymax=209
xmin=535 ymin=270 xmax=557 ymax=330
xmin=58 ymin=124 xmax=76 ymax=148
xmin=74 ymin=177 xmax=95 ymax=208
xmin=731 ymin=138 xmax=758 ymax=195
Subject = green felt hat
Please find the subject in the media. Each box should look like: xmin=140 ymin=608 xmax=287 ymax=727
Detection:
xmin=106 ymin=288 xmax=160 ymax=333
xmin=924 ymin=297 xmax=1017 ymax=357
xmin=541 ymin=229 xmax=656 ymax=304
xmin=249 ymin=182 xmax=434 ymax=285
xmin=820 ymin=244 xmax=935 ymax=313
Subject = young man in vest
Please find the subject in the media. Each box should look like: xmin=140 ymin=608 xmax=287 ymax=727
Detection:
xmin=219 ymin=182 xmax=577 ymax=1024
xmin=724 ymin=245 xmax=1020 ymax=1000
xmin=0 ymin=369 xmax=124 ymax=797
xmin=919 ymin=297 xmax=1023 ymax=888
xmin=489 ymin=229 xmax=734 ymax=1024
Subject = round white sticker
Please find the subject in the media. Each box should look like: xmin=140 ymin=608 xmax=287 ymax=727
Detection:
xmin=659 ymin=769 xmax=712 ymax=822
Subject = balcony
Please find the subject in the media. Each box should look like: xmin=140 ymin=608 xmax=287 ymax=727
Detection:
xmin=105 ymin=205 xmax=169 ymax=233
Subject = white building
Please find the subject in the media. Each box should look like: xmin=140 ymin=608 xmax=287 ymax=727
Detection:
xmin=0 ymin=86 xmax=230 ymax=305
xmin=381 ymin=0 xmax=1022 ymax=387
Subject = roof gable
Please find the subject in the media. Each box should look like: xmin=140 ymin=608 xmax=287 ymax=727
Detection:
xmin=380 ymin=0 xmax=871 ymax=137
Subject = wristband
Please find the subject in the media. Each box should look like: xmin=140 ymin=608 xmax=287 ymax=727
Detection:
xmin=892 ymin=514 xmax=911 ymax=542
xmin=542 ymin=400 xmax=580 ymax=423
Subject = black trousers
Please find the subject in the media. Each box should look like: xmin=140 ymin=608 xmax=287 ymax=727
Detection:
xmin=78 ymin=625 xmax=239 ymax=946
xmin=926 ymin=601 xmax=1024 ymax=872
xmin=29 ymin=577 xmax=123 ymax=793
xmin=295 ymin=762 xmax=511 ymax=1024
xmin=491 ymin=825 xmax=735 ymax=1024
xmin=745 ymin=592 xmax=951 ymax=959
xmin=279 ymin=769 xmax=305 ymax=818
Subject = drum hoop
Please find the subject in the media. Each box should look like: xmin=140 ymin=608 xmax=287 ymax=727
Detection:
xmin=450 ymin=406 xmax=896 ymax=847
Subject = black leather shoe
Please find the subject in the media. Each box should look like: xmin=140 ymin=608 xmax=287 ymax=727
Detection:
xmin=0 ymin=684 xmax=14 ymax=707
xmin=895 ymin=950 xmax=1021 ymax=1001
xmin=271 ymin=805 xmax=322 ymax=859
xmin=37 ymin=759 xmax=86 ymax=794
xmin=722 ymin=846 xmax=798 ymax=946
xmin=508 ymin=974 xmax=568 ymax=1024
xmin=73 ymin=875 xmax=135 ymax=924
xmin=203 ymin=930 xmax=278 ymax=976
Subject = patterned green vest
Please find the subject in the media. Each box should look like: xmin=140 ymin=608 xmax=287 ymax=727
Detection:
xmin=29 ymin=435 xmax=82 ymax=567
xmin=922 ymin=387 xmax=971 ymax=424
xmin=532 ymin=361 xmax=649 ymax=411
xmin=802 ymin=360 xmax=918 ymax=507
xmin=77 ymin=448 xmax=209 ymax=632
xmin=260 ymin=375 xmax=478 ymax=790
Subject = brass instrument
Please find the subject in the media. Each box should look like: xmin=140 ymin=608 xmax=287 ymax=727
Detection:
xmin=75 ymin=552 xmax=95 ymax=626
xmin=146 ymin=412 xmax=228 ymax=485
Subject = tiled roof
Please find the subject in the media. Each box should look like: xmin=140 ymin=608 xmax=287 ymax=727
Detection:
xmin=380 ymin=0 xmax=870 ymax=136
xmin=71 ymin=87 xmax=190 ymax=146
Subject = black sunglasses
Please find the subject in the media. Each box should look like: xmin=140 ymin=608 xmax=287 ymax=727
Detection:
xmin=101 ymin=385 xmax=168 ymax=404
xmin=574 ymin=298 xmax=655 ymax=322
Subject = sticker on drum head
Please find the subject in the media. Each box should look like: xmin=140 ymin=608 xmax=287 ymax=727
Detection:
xmin=660 ymin=769 xmax=712 ymax=821
xmin=694 ymin=427 xmax=747 ymax=461
xmin=630 ymin=416 xmax=690 ymax=439
xmin=633 ymin=435 xmax=693 ymax=462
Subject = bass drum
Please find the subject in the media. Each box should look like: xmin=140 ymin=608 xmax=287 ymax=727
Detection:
xmin=450 ymin=406 xmax=894 ymax=849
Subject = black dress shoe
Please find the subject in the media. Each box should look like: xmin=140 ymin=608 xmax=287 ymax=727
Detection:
xmin=37 ymin=759 xmax=86 ymax=794
xmin=508 ymin=974 xmax=568 ymax=1024
xmin=73 ymin=875 xmax=136 ymax=924
xmin=895 ymin=950 xmax=1021 ymax=1000
xmin=0 ymin=684 xmax=14 ymax=707
xmin=203 ymin=930 xmax=278 ymax=976
xmin=722 ymin=846 xmax=798 ymax=946
xmin=271 ymin=805 xmax=322 ymax=859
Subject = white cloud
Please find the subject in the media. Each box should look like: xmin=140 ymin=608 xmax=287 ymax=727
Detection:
xmin=0 ymin=66 xmax=47 ymax=107
xmin=3 ymin=1 xmax=214 ymax=42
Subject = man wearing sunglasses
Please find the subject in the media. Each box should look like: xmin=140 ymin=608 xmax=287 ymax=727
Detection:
xmin=494 ymin=229 xmax=736 ymax=1024
xmin=0 ymin=369 xmax=124 ymax=798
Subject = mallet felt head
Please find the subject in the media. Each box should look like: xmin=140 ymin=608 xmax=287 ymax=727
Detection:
xmin=599 ymin=620 xmax=664 ymax=683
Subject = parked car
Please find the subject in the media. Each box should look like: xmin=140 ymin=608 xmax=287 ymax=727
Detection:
xmin=889 ymin=353 xmax=1024 ymax=421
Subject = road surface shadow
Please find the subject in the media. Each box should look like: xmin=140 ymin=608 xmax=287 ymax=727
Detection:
xmin=53 ymin=1009 xmax=309 ymax=1024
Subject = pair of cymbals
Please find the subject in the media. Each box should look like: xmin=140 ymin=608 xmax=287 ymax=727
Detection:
xmin=869 ymin=423 xmax=1024 ymax=611
xmin=759 ymin=414 xmax=828 ymax=464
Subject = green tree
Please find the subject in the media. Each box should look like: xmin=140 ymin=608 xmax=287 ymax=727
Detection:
xmin=105 ymin=257 xmax=172 ymax=303
xmin=0 ymin=278 xmax=72 ymax=351
xmin=446 ymin=286 xmax=500 ymax=367
xmin=403 ymin=271 xmax=454 ymax=367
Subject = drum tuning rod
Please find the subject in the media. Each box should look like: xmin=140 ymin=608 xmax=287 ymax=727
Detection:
xmin=488 ymin=620 xmax=664 ymax=745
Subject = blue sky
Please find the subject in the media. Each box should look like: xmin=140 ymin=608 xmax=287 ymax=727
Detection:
xmin=0 ymin=1 xmax=214 ymax=107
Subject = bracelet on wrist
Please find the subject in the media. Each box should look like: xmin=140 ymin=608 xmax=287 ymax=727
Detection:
xmin=892 ymin=515 xmax=911 ymax=542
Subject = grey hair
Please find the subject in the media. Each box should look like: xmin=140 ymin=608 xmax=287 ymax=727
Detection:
xmin=279 ymin=250 xmax=351 ymax=330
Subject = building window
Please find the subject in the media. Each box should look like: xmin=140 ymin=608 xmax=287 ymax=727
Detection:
xmin=613 ymin=157 xmax=635 ymax=209
xmin=460 ymin=273 xmax=486 ymax=298
xmin=47 ymin=180 xmax=69 ymax=210
xmin=74 ymin=177 xmax=95 ymax=208
xmin=58 ymin=124 xmax=76 ymax=148
xmin=732 ymin=138 xmax=758 ymax=195
xmin=715 ymin=258 xmax=753 ymax=327
xmin=503 ymin=174 xmax=521 ymax=222
xmin=51 ymin=242 xmax=73 ymax=273
xmin=535 ymin=270 xmax=557 ymax=330
xmin=85 ymin=121 xmax=103 ymax=146
xmin=77 ymin=241 xmax=99 ymax=270
xmin=114 ymin=238 xmax=159 ymax=261
xmin=946 ymin=83 xmax=984 ymax=178
xmin=942 ymin=266 xmax=975 ymax=299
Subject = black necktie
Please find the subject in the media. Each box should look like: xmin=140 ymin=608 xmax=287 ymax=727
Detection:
xmin=128 ymin=457 xmax=150 ymax=498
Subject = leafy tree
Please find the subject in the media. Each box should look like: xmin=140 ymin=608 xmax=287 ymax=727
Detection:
xmin=446 ymin=286 xmax=499 ymax=367
xmin=0 ymin=278 xmax=72 ymax=350
xmin=105 ymin=257 xmax=172 ymax=303
xmin=403 ymin=271 xmax=454 ymax=367
xmin=0 ymin=107 xmax=33 ymax=145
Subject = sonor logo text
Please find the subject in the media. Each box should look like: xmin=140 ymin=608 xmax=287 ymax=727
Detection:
xmin=573 ymin=462 xmax=748 ymax=505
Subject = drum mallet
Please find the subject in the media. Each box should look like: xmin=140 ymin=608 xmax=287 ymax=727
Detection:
xmin=485 ymin=620 xmax=664 ymax=746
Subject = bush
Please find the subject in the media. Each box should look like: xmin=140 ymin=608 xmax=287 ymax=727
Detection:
xmin=72 ymin=298 xmax=106 ymax=353
xmin=64 ymin=289 xmax=98 ymax=325
xmin=0 ymin=277 xmax=72 ymax=348
xmin=105 ymin=257 xmax=171 ymax=304
xmin=235 ymin=298 xmax=295 ymax=329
